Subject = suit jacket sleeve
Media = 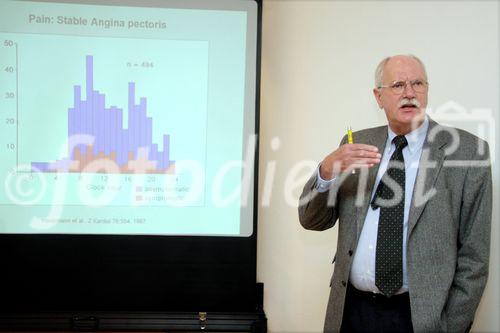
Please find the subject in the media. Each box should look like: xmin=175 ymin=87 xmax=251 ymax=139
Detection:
xmin=445 ymin=142 xmax=492 ymax=333
xmin=298 ymin=135 xmax=347 ymax=231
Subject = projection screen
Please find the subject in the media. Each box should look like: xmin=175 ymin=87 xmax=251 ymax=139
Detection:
xmin=0 ymin=0 xmax=258 ymax=237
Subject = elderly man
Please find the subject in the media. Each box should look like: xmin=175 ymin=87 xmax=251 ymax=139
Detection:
xmin=298 ymin=55 xmax=492 ymax=333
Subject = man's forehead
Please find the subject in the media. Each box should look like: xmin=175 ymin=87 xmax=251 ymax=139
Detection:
xmin=384 ymin=57 xmax=425 ymax=80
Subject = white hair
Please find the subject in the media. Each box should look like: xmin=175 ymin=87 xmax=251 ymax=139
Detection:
xmin=374 ymin=54 xmax=428 ymax=88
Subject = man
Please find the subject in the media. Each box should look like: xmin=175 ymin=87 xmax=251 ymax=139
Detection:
xmin=298 ymin=55 xmax=492 ymax=333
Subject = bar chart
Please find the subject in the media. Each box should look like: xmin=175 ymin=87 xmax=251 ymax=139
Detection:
xmin=0 ymin=32 xmax=209 ymax=206
xmin=32 ymin=55 xmax=176 ymax=174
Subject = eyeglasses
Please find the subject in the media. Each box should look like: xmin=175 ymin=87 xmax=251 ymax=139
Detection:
xmin=378 ymin=79 xmax=428 ymax=95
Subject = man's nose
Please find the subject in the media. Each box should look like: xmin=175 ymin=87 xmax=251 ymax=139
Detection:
xmin=403 ymin=82 xmax=416 ymax=98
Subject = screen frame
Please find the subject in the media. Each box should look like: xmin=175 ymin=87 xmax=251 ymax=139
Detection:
xmin=0 ymin=0 xmax=263 ymax=314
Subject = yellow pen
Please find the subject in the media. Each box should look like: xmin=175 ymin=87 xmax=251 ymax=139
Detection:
xmin=347 ymin=126 xmax=354 ymax=145
xmin=347 ymin=126 xmax=356 ymax=174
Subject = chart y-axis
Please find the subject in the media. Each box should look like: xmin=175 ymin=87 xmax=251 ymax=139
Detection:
xmin=15 ymin=41 xmax=18 ymax=168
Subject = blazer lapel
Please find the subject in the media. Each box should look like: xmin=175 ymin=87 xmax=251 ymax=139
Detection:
xmin=355 ymin=126 xmax=388 ymax=239
xmin=407 ymin=119 xmax=448 ymax=237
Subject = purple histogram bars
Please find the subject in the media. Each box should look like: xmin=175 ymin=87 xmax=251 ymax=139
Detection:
xmin=32 ymin=55 xmax=174 ymax=173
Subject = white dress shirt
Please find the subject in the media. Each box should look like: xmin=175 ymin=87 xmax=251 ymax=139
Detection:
xmin=316 ymin=117 xmax=429 ymax=294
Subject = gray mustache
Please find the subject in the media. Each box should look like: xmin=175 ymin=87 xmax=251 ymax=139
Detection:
xmin=398 ymin=98 xmax=421 ymax=108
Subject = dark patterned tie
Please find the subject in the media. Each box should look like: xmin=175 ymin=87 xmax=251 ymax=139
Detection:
xmin=371 ymin=135 xmax=408 ymax=297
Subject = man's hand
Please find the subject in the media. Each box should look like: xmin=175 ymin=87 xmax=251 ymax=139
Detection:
xmin=319 ymin=144 xmax=381 ymax=180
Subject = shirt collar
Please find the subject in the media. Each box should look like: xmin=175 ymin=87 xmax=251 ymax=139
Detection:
xmin=386 ymin=116 xmax=429 ymax=154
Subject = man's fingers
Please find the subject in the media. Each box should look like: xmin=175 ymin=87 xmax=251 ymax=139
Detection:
xmin=350 ymin=157 xmax=381 ymax=166
xmin=342 ymin=144 xmax=381 ymax=158
xmin=351 ymin=150 xmax=382 ymax=158
xmin=321 ymin=144 xmax=381 ymax=175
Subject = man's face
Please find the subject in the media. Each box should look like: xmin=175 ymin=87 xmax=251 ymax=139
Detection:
xmin=373 ymin=56 xmax=428 ymax=134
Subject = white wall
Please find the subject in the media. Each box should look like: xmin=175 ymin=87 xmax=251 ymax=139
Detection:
xmin=257 ymin=1 xmax=499 ymax=332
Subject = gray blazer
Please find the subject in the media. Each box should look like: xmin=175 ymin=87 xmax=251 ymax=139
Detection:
xmin=298 ymin=119 xmax=492 ymax=333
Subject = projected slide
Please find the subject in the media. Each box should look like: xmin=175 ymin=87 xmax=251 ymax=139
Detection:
xmin=0 ymin=0 xmax=256 ymax=236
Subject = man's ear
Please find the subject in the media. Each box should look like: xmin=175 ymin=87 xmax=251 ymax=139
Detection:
xmin=373 ymin=88 xmax=383 ymax=109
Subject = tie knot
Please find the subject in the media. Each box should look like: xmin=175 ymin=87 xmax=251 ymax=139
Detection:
xmin=392 ymin=135 xmax=408 ymax=151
